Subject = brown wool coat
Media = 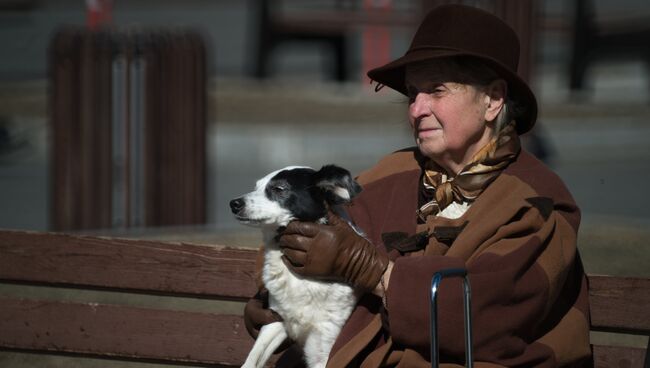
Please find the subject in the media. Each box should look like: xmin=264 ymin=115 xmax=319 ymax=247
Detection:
xmin=321 ymin=147 xmax=591 ymax=368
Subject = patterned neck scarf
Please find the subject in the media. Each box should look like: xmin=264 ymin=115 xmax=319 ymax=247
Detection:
xmin=417 ymin=122 xmax=520 ymax=221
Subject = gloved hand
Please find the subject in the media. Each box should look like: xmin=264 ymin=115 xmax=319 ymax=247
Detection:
xmin=278 ymin=212 xmax=388 ymax=293
xmin=243 ymin=288 xmax=283 ymax=339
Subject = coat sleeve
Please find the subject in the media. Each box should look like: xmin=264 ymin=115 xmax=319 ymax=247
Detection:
xmin=385 ymin=199 xmax=588 ymax=365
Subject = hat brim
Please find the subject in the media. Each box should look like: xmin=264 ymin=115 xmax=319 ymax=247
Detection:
xmin=367 ymin=48 xmax=537 ymax=135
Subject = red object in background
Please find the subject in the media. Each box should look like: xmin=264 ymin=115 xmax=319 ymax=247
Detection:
xmin=86 ymin=0 xmax=113 ymax=29
xmin=362 ymin=0 xmax=392 ymax=87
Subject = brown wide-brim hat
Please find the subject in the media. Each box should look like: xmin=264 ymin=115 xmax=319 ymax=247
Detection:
xmin=367 ymin=4 xmax=537 ymax=135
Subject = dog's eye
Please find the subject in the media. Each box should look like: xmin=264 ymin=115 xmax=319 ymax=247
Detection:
xmin=271 ymin=185 xmax=287 ymax=193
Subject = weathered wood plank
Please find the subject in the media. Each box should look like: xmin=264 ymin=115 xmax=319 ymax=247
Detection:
xmin=0 ymin=297 xmax=252 ymax=366
xmin=2 ymin=297 xmax=648 ymax=367
xmin=588 ymin=275 xmax=650 ymax=335
xmin=0 ymin=230 xmax=259 ymax=300
xmin=592 ymin=344 xmax=647 ymax=368
xmin=2 ymin=230 xmax=650 ymax=367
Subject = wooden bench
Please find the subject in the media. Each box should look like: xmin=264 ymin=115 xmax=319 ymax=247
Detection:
xmin=0 ymin=230 xmax=648 ymax=367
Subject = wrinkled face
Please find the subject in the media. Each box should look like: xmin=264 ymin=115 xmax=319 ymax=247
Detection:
xmin=405 ymin=62 xmax=495 ymax=170
xmin=229 ymin=167 xmax=327 ymax=228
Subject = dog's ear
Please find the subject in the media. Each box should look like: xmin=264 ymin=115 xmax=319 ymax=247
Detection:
xmin=314 ymin=165 xmax=362 ymax=204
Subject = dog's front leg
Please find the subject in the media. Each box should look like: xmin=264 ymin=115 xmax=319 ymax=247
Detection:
xmin=302 ymin=330 xmax=333 ymax=368
xmin=241 ymin=321 xmax=287 ymax=368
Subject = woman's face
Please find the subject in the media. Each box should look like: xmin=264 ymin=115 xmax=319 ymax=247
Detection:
xmin=405 ymin=62 xmax=501 ymax=174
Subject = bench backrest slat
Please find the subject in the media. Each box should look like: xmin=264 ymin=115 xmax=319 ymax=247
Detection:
xmin=1 ymin=230 xmax=648 ymax=367
xmin=588 ymin=275 xmax=650 ymax=335
xmin=0 ymin=231 xmax=258 ymax=300
xmin=0 ymin=297 xmax=251 ymax=366
xmin=591 ymin=345 xmax=647 ymax=368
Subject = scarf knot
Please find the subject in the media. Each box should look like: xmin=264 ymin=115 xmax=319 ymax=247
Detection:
xmin=417 ymin=123 xmax=520 ymax=221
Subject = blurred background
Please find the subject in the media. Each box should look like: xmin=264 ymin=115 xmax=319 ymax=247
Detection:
xmin=1 ymin=0 xmax=649 ymax=366
xmin=0 ymin=0 xmax=649 ymax=270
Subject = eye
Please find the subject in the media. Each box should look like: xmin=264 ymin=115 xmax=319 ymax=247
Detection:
xmin=429 ymin=83 xmax=446 ymax=94
xmin=271 ymin=185 xmax=286 ymax=193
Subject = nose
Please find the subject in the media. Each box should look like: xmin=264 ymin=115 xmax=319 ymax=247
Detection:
xmin=409 ymin=93 xmax=432 ymax=121
xmin=230 ymin=198 xmax=245 ymax=213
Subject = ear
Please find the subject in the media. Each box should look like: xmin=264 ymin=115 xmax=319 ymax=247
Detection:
xmin=314 ymin=165 xmax=362 ymax=204
xmin=483 ymin=79 xmax=506 ymax=122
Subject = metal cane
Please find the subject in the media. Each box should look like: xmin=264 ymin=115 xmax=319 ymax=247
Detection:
xmin=430 ymin=268 xmax=473 ymax=368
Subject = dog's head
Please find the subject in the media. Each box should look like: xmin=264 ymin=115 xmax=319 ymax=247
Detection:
xmin=229 ymin=165 xmax=362 ymax=228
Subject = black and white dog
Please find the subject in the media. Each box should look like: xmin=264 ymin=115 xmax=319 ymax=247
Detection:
xmin=230 ymin=165 xmax=363 ymax=368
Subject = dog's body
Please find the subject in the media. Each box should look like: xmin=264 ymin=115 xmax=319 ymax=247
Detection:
xmin=230 ymin=165 xmax=362 ymax=368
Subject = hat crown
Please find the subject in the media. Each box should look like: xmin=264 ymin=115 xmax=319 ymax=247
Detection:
xmin=409 ymin=5 xmax=520 ymax=74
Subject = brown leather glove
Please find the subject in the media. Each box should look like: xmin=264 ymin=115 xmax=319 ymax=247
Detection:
xmin=278 ymin=212 xmax=388 ymax=293
xmin=243 ymin=288 xmax=283 ymax=339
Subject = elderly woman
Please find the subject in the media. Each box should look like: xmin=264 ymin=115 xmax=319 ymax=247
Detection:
xmin=246 ymin=4 xmax=591 ymax=367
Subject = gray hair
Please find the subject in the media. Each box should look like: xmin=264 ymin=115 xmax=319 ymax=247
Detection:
xmin=494 ymin=97 xmax=526 ymax=135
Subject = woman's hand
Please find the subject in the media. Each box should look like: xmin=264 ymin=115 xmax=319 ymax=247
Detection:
xmin=243 ymin=288 xmax=293 ymax=352
xmin=278 ymin=212 xmax=389 ymax=293
xmin=243 ymin=288 xmax=282 ymax=339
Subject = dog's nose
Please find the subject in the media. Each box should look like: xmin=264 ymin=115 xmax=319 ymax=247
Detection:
xmin=230 ymin=198 xmax=245 ymax=213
